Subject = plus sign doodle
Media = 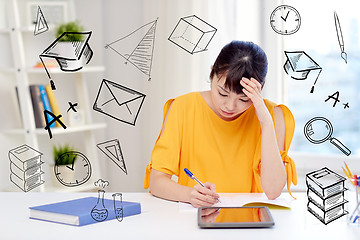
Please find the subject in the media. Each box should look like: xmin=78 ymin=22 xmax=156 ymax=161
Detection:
xmin=325 ymin=91 xmax=349 ymax=109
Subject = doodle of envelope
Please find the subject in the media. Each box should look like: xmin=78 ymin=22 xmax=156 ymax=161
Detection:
xmin=93 ymin=79 xmax=146 ymax=126
xmin=40 ymin=31 xmax=93 ymax=72
xmin=284 ymin=51 xmax=322 ymax=80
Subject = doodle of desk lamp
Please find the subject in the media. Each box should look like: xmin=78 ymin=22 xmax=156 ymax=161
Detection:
xmin=91 ymin=189 xmax=108 ymax=222
xmin=284 ymin=51 xmax=322 ymax=93
xmin=39 ymin=31 xmax=93 ymax=90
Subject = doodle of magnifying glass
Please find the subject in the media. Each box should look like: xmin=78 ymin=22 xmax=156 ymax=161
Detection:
xmin=304 ymin=117 xmax=351 ymax=156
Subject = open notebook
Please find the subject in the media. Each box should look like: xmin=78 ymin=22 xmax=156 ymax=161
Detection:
xmin=179 ymin=193 xmax=294 ymax=211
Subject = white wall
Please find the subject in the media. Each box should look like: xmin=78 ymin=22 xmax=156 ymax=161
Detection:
xmin=0 ymin=0 xmax=279 ymax=192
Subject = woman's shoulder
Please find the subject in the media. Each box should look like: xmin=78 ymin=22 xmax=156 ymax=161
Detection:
xmin=263 ymin=99 xmax=295 ymax=128
xmin=174 ymin=92 xmax=199 ymax=102
xmin=263 ymin=99 xmax=292 ymax=114
xmin=162 ymin=92 xmax=201 ymax=114
xmin=169 ymin=92 xmax=201 ymax=107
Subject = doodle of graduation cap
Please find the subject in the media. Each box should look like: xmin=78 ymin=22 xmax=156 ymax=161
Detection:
xmin=39 ymin=31 xmax=93 ymax=90
xmin=284 ymin=51 xmax=322 ymax=93
xmin=93 ymin=79 xmax=146 ymax=126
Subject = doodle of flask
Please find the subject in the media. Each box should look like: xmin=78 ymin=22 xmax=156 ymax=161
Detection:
xmin=113 ymin=193 xmax=123 ymax=222
xmin=91 ymin=189 xmax=108 ymax=222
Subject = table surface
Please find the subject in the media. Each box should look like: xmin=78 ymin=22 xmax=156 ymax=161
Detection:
xmin=1 ymin=191 xmax=360 ymax=240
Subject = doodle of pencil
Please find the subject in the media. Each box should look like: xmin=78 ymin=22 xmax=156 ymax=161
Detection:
xmin=334 ymin=11 xmax=347 ymax=63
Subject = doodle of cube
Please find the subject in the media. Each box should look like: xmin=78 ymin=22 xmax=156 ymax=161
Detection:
xmin=168 ymin=15 xmax=217 ymax=54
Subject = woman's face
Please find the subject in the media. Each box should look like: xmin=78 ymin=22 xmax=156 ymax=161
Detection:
xmin=210 ymin=74 xmax=253 ymax=121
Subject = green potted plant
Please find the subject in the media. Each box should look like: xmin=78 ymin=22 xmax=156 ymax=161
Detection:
xmin=52 ymin=144 xmax=77 ymax=184
xmin=55 ymin=21 xmax=84 ymax=41
xmin=53 ymin=144 xmax=77 ymax=165
xmin=54 ymin=21 xmax=86 ymax=69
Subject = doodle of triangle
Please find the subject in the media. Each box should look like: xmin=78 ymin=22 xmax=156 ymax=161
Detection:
xmin=34 ymin=6 xmax=49 ymax=36
xmin=105 ymin=19 xmax=158 ymax=78
xmin=97 ymin=139 xmax=127 ymax=174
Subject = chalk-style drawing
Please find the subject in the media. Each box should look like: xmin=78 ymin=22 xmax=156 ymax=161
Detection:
xmin=105 ymin=19 xmax=158 ymax=81
xmin=54 ymin=151 xmax=91 ymax=187
xmin=34 ymin=6 xmax=49 ymax=36
xmin=306 ymin=167 xmax=348 ymax=225
xmin=9 ymin=144 xmax=44 ymax=192
xmin=91 ymin=189 xmax=108 ymax=222
xmin=284 ymin=51 xmax=322 ymax=93
xmin=94 ymin=178 xmax=109 ymax=189
xmin=324 ymin=91 xmax=350 ymax=109
xmin=97 ymin=139 xmax=127 ymax=175
xmin=334 ymin=11 xmax=347 ymax=63
xmin=270 ymin=5 xmax=301 ymax=35
xmin=113 ymin=193 xmax=124 ymax=222
xmin=67 ymin=102 xmax=78 ymax=112
xmin=168 ymin=15 xmax=217 ymax=54
xmin=304 ymin=117 xmax=351 ymax=156
xmin=39 ymin=31 xmax=93 ymax=90
xmin=44 ymin=110 xmax=67 ymax=139
xmin=93 ymin=79 xmax=146 ymax=126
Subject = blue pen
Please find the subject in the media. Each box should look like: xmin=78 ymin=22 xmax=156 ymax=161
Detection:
xmin=184 ymin=168 xmax=221 ymax=202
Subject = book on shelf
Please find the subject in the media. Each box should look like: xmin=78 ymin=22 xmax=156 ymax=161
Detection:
xmin=45 ymin=84 xmax=64 ymax=127
xmin=29 ymin=197 xmax=142 ymax=226
xmin=38 ymin=84 xmax=55 ymax=128
xmin=29 ymin=85 xmax=46 ymax=128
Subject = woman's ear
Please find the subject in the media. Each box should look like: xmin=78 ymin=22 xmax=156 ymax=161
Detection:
xmin=210 ymin=65 xmax=213 ymax=70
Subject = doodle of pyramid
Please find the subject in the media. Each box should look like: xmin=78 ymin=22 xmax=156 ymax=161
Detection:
xmin=97 ymin=139 xmax=127 ymax=174
xmin=105 ymin=19 xmax=157 ymax=79
xmin=34 ymin=6 xmax=49 ymax=36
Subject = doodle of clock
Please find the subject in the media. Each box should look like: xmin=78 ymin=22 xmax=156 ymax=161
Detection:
xmin=54 ymin=151 xmax=92 ymax=187
xmin=270 ymin=5 xmax=301 ymax=35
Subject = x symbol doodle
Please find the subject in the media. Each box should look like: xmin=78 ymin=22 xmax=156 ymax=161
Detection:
xmin=67 ymin=102 xmax=78 ymax=112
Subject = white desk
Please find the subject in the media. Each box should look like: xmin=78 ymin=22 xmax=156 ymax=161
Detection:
xmin=1 ymin=192 xmax=359 ymax=240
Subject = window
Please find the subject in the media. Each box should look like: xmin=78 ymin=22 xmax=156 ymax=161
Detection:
xmin=284 ymin=1 xmax=360 ymax=157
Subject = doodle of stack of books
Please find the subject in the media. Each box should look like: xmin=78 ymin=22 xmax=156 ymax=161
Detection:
xmin=9 ymin=144 xmax=44 ymax=192
xmin=306 ymin=167 xmax=348 ymax=225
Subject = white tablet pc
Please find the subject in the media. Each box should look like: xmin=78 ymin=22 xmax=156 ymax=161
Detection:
xmin=198 ymin=206 xmax=275 ymax=228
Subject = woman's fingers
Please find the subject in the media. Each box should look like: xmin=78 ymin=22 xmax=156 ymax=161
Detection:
xmin=240 ymin=77 xmax=261 ymax=95
xmin=189 ymin=183 xmax=220 ymax=208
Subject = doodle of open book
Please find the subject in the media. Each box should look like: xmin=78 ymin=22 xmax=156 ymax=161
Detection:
xmin=105 ymin=19 xmax=158 ymax=80
xmin=93 ymin=79 xmax=146 ymax=126
xmin=39 ymin=32 xmax=93 ymax=89
xmin=97 ymin=139 xmax=127 ymax=175
xmin=283 ymin=51 xmax=322 ymax=93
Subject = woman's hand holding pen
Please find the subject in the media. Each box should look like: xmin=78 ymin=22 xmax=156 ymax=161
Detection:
xmin=240 ymin=77 xmax=272 ymax=126
xmin=188 ymin=182 xmax=220 ymax=208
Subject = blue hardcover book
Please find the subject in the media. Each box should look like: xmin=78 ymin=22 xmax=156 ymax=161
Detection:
xmin=29 ymin=197 xmax=141 ymax=226
xmin=38 ymin=84 xmax=55 ymax=128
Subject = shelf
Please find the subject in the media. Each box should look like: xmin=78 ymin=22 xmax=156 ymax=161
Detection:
xmin=0 ymin=66 xmax=105 ymax=73
xmin=28 ymin=66 xmax=105 ymax=73
xmin=1 ymin=123 xmax=107 ymax=135
xmin=0 ymin=28 xmax=11 ymax=33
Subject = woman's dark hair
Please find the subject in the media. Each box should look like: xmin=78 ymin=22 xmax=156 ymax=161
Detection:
xmin=210 ymin=41 xmax=268 ymax=94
